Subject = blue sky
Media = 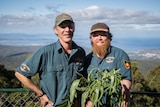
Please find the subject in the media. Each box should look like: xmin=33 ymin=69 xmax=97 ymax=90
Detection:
xmin=0 ymin=0 xmax=160 ymax=39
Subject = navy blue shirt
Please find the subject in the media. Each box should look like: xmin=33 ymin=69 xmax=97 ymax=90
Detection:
xmin=16 ymin=40 xmax=85 ymax=106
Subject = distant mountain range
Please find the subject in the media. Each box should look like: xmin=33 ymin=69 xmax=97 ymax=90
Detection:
xmin=0 ymin=45 xmax=160 ymax=75
xmin=0 ymin=45 xmax=41 ymax=57
xmin=128 ymin=49 xmax=160 ymax=60
xmin=1 ymin=44 xmax=159 ymax=60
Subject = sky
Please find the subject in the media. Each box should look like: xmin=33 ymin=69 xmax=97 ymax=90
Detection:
xmin=0 ymin=0 xmax=160 ymax=39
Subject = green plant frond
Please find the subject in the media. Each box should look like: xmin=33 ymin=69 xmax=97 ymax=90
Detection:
xmin=91 ymin=88 xmax=100 ymax=106
xmin=88 ymin=68 xmax=95 ymax=81
xmin=76 ymin=71 xmax=85 ymax=77
xmin=76 ymin=86 xmax=88 ymax=91
xmin=64 ymin=68 xmax=123 ymax=107
xmin=81 ymin=91 xmax=89 ymax=107
xmin=98 ymin=85 xmax=104 ymax=101
xmin=69 ymin=79 xmax=80 ymax=103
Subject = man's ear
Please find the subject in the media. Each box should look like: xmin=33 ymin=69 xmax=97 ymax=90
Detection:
xmin=89 ymin=34 xmax=92 ymax=39
xmin=54 ymin=27 xmax=58 ymax=35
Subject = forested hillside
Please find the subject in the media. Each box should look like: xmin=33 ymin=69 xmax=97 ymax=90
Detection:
xmin=0 ymin=61 xmax=160 ymax=106
xmin=1 ymin=45 xmax=160 ymax=75
xmin=0 ymin=44 xmax=160 ymax=106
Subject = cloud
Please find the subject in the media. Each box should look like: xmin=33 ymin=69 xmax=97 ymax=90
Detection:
xmin=0 ymin=14 xmax=24 ymax=26
xmin=45 ymin=4 xmax=65 ymax=13
xmin=0 ymin=14 xmax=55 ymax=34
xmin=62 ymin=5 xmax=160 ymax=34
xmin=46 ymin=5 xmax=59 ymax=13
xmin=0 ymin=14 xmax=35 ymax=26
xmin=69 ymin=5 xmax=160 ymax=25
xmin=1 ymin=5 xmax=160 ymax=26
xmin=0 ymin=5 xmax=160 ymax=34
xmin=24 ymin=7 xmax=36 ymax=12
xmin=0 ymin=13 xmax=55 ymax=26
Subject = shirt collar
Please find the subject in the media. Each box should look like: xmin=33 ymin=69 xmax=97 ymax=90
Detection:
xmin=107 ymin=46 xmax=112 ymax=54
xmin=55 ymin=40 xmax=78 ymax=53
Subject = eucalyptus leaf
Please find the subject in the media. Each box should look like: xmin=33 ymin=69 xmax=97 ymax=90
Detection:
xmin=63 ymin=68 xmax=123 ymax=107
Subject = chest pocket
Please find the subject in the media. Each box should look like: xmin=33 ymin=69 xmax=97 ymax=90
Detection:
xmin=52 ymin=65 xmax=63 ymax=72
xmin=41 ymin=65 xmax=63 ymax=79
xmin=101 ymin=60 xmax=117 ymax=71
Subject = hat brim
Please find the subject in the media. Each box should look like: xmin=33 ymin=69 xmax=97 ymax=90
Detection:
xmin=56 ymin=19 xmax=73 ymax=26
xmin=90 ymin=29 xmax=109 ymax=33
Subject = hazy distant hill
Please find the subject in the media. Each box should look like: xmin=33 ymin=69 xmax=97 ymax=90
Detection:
xmin=128 ymin=49 xmax=160 ymax=60
xmin=133 ymin=60 xmax=160 ymax=76
xmin=0 ymin=45 xmax=90 ymax=70
xmin=0 ymin=45 xmax=41 ymax=70
xmin=0 ymin=45 xmax=41 ymax=57
xmin=0 ymin=45 xmax=160 ymax=75
xmin=128 ymin=49 xmax=160 ymax=75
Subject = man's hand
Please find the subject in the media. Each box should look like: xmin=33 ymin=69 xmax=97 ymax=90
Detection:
xmin=86 ymin=100 xmax=93 ymax=107
xmin=120 ymin=80 xmax=132 ymax=107
xmin=40 ymin=94 xmax=54 ymax=107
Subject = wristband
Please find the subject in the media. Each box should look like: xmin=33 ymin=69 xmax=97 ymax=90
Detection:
xmin=38 ymin=92 xmax=45 ymax=98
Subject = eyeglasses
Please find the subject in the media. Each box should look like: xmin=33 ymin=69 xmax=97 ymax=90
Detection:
xmin=91 ymin=32 xmax=109 ymax=37
xmin=59 ymin=21 xmax=74 ymax=29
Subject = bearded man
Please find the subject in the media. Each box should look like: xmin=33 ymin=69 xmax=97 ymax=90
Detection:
xmin=84 ymin=23 xmax=132 ymax=107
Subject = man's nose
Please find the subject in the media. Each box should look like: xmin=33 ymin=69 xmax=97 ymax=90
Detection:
xmin=97 ymin=35 xmax=102 ymax=39
xmin=64 ymin=26 xmax=70 ymax=31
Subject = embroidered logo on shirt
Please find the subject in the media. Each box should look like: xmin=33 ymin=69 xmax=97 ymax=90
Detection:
xmin=20 ymin=63 xmax=30 ymax=72
xmin=124 ymin=60 xmax=131 ymax=69
xmin=106 ymin=57 xmax=114 ymax=63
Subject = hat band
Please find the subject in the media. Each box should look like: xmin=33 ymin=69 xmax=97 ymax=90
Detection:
xmin=90 ymin=28 xmax=109 ymax=33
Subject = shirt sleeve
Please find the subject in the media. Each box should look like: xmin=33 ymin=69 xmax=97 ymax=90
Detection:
xmin=16 ymin=47 xmax=44 ymax=77
xmin=118 ymin=51 xmax=132 ymax=81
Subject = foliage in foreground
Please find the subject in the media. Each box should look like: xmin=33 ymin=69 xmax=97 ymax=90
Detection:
xmin=65 ymin=69 xmax=123 ymax=107
xmin=1 ymin=62 xmax=160 ymax=106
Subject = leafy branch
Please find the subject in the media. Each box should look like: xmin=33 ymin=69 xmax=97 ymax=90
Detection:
xmin=62 ymin=69 xmax=123 ymax=107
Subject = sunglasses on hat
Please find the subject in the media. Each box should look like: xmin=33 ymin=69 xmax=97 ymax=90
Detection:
xmin=91 ymin=32 xmax=109 ymax=37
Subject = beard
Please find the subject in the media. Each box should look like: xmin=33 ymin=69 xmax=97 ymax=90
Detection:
xmin=92 ymin=39 xmax=110 ymax=58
